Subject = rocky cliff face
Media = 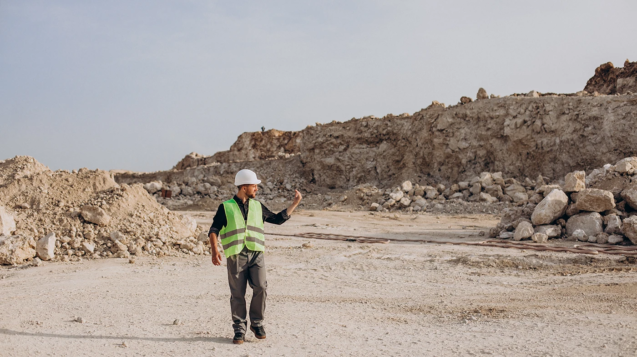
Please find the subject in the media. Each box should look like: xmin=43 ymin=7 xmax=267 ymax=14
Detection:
xmin=121 ymin=62 xmax=637 ymax=192
xmin=299 ymin=94 xmax=637 ymax=188
xmin=584 ymin=60 xmax=637 ymax=95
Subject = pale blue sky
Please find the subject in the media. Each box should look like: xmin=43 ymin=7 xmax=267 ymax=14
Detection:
xmin=1 ymin=0 xmax=636 ymax=171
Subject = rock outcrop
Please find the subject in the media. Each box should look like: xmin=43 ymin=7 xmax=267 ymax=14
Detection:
xmin=584 ymin=60 xmax=637 ymax=95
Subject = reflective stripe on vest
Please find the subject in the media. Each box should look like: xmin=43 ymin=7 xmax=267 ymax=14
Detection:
xmin=219 ymin=199 xmax=266 ymax=258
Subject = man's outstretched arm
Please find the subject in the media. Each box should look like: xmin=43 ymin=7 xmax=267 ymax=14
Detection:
xmin=286 ymin=190 xmax=302 ymax=216
xmin=262 ymin=190 xmax=303 ymax=224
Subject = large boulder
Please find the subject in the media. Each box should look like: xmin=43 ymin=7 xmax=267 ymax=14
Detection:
xmin=0 ymin=205 xmax=16 ymax=237
xmin=531 ymin=189 xmax=568 ymax=225
xmin=622 ymin=216 xmax=637 ymax=245
xmin=566 ymin=212 xmax=603 ymax=236
xmin=620 ymin=183 xmax=637 ymax=210
xmin=0 ymin=235 xmax=36 ymax=265
xmin=81 ymin=206 xmax=112 ymax=226
xmin=36 ymin=233 xmax=56 ymax=261
xmin=563 ymin=171 xmax=585 ymax=192
xmin=514 ymin=221 xmax=534 ymax=241
xmin=575 ymin=189 xmax=615 ymax=212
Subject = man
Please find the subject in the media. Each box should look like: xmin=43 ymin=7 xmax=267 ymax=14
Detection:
xmin=208 ymin=169 xmax=302 ymax=345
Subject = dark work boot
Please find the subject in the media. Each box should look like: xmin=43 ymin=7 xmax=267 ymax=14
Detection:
xmin=250 ymin=325 xmax=266 ymax=339
xmin=233 ymin=332 xmax=245 ymax=344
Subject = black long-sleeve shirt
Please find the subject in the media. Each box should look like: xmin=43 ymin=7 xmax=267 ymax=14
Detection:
xmin=208 ymin=195 xmax=290 ymax=236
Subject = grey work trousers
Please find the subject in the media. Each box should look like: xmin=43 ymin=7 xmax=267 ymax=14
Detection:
xmin=226 ymin=246 xmax=267 ymax=334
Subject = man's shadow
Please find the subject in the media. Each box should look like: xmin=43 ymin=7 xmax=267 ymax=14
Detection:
xmin=0 ymin=328 xmax=233 ymax=344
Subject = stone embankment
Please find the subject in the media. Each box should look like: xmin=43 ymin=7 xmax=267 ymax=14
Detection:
xmin=0 ymin=156 xmax=208 ymax=266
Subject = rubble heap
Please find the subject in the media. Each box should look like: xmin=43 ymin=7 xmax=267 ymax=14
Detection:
xmin=0 ymin=156 xmax=206 ymax=266
xmin=490 ymin=157 xmax=637 ymax=245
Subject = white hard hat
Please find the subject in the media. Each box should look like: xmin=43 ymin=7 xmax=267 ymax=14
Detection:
xmin=235 ymin=169 xmax=261 ymax=186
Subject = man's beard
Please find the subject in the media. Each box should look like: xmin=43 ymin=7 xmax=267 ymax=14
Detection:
xmin=247 ymin=191 xmax=257 ymax=199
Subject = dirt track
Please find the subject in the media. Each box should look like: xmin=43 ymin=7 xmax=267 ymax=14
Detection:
xmin=1 ymin=210 xmax=637 ymax=356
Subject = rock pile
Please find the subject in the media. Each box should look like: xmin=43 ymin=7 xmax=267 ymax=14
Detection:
xmin=490 ymin=157 xmax=637 ymax=245
xmin=0 ymin=156 xmax=205 ymax=265
xmin=370 ymin=172 xmax=550 ymax=213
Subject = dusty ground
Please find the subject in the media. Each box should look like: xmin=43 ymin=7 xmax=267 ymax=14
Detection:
xmin=1 ymin=210 xmax=637 ymax=356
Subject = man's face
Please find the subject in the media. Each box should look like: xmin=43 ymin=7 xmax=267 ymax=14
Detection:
xmin=242 ymin=184 xmax=259 ymax=198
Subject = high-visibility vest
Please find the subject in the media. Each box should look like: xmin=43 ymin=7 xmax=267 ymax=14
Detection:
xmin=219 ymin=198 xmax=265 ymax=258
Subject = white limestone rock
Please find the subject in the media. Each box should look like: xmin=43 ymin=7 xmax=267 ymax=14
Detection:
xmin=531 ymin=233 xmax=548 ymax=243
xmin=563 ymin=171 xmax=585 ymax=192
xmin=0 ymin=235 xmax=36 ymax=265
xmin=81 ymin=206 xmax=111 ymax=226
xmin=0 ymin=205 xmax=16 ymax=237
xmin=401 ymin=181 xmax=413 ymax=192
xmin=36 ymin=233 xmax=56 ymax=261
xmin=571 ymin=229 xmax=587 ymax=242
xmin=531 ymin=189 xmax=568 ymax=225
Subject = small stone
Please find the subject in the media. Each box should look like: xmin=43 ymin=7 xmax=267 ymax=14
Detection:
xmin=470 ymin=183 xmax=482 ymax=196
xmin=401 ymin=181 xmax=413 ymax=192
xmin=608 ymin=234 xmax=625 ymax=245
xmin=479 ymin=192 xmax=498 ymax=204
xmin=389 ymin=190 xmax=404 ymax=201
xmin=197 ymin=231 xmax=209 ymax=242
xmin=399 ymin=197 xmax=412 ymax=207
xmin=595 ymin=232 xmax=609 ymax=244
xmin=514 ymin=221 xmax=534 ymax=241
xmin=173 ymin=319 xmax=182 ymax=326
xmin=460 ymin=96 xmax=472 ymax=104
xmin=572 ymin=229 xmax=588 ymax=242
xmin=528 ymin=90 xmax=540 ymax=98
xmin=75 ymin=317 xmax=84 ymax=323
xmin=563 ymin=171 xmax=585 ymax=192
xmin=80 ymin=206 xmax=111 ymax=226
xmin=476 ymin=88 xmax=488 ymax=100
xmin=370 ymin=202 xmax=380 ymax=211
xmin=498 ymin=231 xmax=514 ymax=239
xmin=128 ymin=258 xmax=136 ymax=264
xmin=531 ymin=233 xmax=548 ymax=243
xmin=534 ymin=225 xmax=561 ymax=238
xmin=302 ymin=242 xmax=313 ymax=249
xmin=81 ymin=242 xmax=95 ymax=254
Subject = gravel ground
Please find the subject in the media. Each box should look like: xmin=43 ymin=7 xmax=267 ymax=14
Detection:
xmin=1 ymin=210 xmax=636 ymax=356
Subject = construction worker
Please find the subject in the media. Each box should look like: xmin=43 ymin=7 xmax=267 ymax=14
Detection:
xmin=208 ymin=169 xmax=302 ymax=344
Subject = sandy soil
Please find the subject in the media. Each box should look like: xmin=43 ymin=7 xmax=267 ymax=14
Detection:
xmin=1 ymin=210 xmax=636 ymax=356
